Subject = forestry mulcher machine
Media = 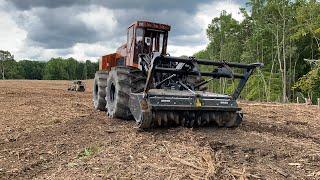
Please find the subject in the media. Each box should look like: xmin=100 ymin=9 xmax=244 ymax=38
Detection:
xmin=68 ymin=80 xmax=86 ymax=92
xmin=93 ymin=21 xmax=262 ymax=129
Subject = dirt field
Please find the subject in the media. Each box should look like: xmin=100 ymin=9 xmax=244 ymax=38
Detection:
xmin=0 ymin=80 xmax=319 ymax=179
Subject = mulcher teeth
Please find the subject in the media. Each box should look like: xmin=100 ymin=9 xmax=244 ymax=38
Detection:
xmin=148 ymin=110 xmax=241 ymax=128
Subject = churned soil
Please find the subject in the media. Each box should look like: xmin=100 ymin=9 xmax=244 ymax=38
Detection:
xmin=0 ymin=80 xmax=319 ymax=179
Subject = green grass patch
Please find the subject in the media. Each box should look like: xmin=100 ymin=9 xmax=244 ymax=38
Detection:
xmin=78 ymin=146 xmax=98 ymax=159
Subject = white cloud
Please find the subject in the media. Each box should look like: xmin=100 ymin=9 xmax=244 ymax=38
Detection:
xmin=167 ymin=1 xmax=243 ymax=57
xmin=14 ymin=42 xmax=115 ymax=61
xmin=181 ymin=0 xmax=243 ymax=56
xmin=14 ymin=46 xmax=65 ymax=60
xmin=0 ymin=7 xmax=27 ymax=56
xmin=196 ymin=0 xmax=244 ymax=27
xmin=67 ymin=43 xmax=113 ymax=61
xmin=77 ymin=6 xmax=117 ymax=36
xmin=168 ymin=44 xmax=206 ymax=57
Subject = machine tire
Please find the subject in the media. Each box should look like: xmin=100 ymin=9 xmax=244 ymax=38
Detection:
xmin=93 ymin=71 xmax=108 ymax=111
xmin=106 ymin=66 xmax=146 ymax=120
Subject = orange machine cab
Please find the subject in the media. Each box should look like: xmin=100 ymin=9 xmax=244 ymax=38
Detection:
xmin=99 ymin=21 xmax=171 ymax=71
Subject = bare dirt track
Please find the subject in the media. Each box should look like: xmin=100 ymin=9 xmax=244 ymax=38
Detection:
xmin=0 ymin=80 xmax=320 ymax=179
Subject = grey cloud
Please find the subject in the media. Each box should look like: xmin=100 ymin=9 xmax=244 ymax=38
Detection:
xmin=114 ymin=9 xmax=200 ymax=36
xmin=14 ymin=5 xmax=205 ymax=49
xmin=8 ymin=0 xmax=212 ymax=12
xmin=17 ymin=6 xmax=100 ymax=49
xmin=55 ymin=48 xmax=72 ymax=56
xmin=95 ymin=0 xmax=212 ymax=13
xmin=6 ymin=0 xmax=89 ymax=10
xmin=5 ymin=0 xmax=246 ymax=57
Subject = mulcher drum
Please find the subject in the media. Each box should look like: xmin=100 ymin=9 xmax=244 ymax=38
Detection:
xmin=129 ymin=89 xmax=243 ymax=128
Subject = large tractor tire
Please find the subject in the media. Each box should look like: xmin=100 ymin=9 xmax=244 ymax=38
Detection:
xmin=93 ymin=71 xmax=108 ymax=111
xmin=106 ymin=66 xmax=146 ymax=120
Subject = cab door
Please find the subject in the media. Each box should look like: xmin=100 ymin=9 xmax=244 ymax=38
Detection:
xmin=126 ymin=25 xmax=136 ymax=67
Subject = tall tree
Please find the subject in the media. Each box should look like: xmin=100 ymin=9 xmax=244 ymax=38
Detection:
xmin=44 ymin=58 xmax=69 ymax=80
xmin=82 ymin=64 xmax=87 ymax=80
xmin=0 ymin=50 xmax=14 ymax=79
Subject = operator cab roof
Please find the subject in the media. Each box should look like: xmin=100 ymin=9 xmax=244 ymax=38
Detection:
xmin=129 ymin=21 xmax=171 ymax=31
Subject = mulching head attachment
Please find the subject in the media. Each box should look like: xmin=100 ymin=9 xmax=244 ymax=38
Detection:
xmin=68 ymin=80 xmax=86 ymax=92
xmin=129 ymin=54 xmax=262 ymax=128
xmin=130 ymin=89 xmax=243 ymax=128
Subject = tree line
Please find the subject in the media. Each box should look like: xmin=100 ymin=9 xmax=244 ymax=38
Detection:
xmin=194 ymin=0 xmax=320 ymax=103
xmin=0 ymin=50 xmax=98 ymax=80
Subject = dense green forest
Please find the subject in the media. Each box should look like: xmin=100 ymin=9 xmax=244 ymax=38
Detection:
xmin=0 ymin=50 xmax=98 ymax=80
xmin=194 ymin=0 xmax=320 ymax=102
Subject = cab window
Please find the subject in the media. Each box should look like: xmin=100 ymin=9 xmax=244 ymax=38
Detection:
xmin=135 ymin=28 xmax=144 ymax=54
xmin=127 ymin=26 xmax=134 ymax=52
xmin=159 ymin=33 xmax=164 ymax=53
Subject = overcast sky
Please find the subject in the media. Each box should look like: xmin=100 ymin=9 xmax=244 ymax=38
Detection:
xmin=0 ymin=0 xmax=245 ymax=61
